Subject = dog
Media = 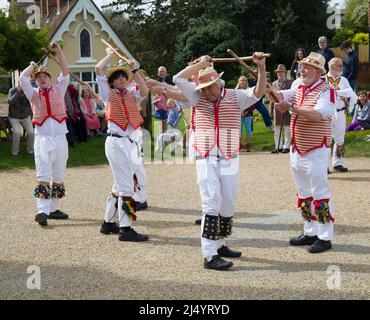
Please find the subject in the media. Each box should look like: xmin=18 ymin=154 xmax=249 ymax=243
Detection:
xmin=0 ymin=116 xmax=12 ymax=139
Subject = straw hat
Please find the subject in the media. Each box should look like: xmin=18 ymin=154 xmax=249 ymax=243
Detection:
xmin=275 ymin=64 xmax=287 ymax=73
xmin=194 ymin=67 xmax=224 ymax=91
xmin=298 ymin=52 xmax=326 ymax=75
xmin=106 ymin=65 xmax=133 ymax=84
xmin=32 ymin=67 xmax=52 ymax=80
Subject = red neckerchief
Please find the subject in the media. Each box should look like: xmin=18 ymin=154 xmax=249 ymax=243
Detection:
xmin=39 ymin=87 xmax=52 ymax=117
xmin=213 ymin=88 xmax=226 ymax=147
xmin=297 ymin=79 xmax=325 ymax=106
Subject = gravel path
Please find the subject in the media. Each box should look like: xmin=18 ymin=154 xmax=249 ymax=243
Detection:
xmin=0 ymin=152 xmax=369 ymax=300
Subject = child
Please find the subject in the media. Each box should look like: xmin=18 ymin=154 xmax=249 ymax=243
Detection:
xmin=166 ymin=98 xmax=180 ymax=129
xmin=236 ymin=76 xmax=254 ymax=152
xmin=347 ymin=92 xmax=370 ymax=131
xmin=19 ymin=42 xmax=70 ymax=226
xmin=95 ymin=48 xmax=149 ymax=242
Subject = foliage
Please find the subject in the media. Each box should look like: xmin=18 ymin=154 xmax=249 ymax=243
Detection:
xmin=103 ymin=0 xmax=332 ymax=80
xmin=0 ymin=10 xmax=49 ymax=71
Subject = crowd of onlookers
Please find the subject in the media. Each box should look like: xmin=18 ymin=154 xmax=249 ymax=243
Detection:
xmin=2 ymin=80 xmax=106 ymax=156
xmin=1 ymin=35 xmax=369 ymax=157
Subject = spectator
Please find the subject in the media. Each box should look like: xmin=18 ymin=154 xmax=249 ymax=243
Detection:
xmin=316 ymin=36 xmax=335 ymax=72
xmin=95 ymin=100 xmax=107 ymax=135
xmin=154 ymin=66 xmax=175 ymax=134
xmin=270 ymin=64 xmax=292 ymax=154
xmin=7 ymin=82 xmax=34 ymax=156
xmin=247 ymin=76 xmax=274 ymax=132
xmin=236 ymin=76 xmax=253 ymax=152
xmin=290 ymin=48 xmax=306 ymax=80
xmin=80 ymin=89 xmax=101 ymax=136
xmin=346 ymin=92 xmax=370 ymax=131
xmin=166 ymin=98 xmax=180 ymax=129
xmin=65 ymin=84 xmax=87 ymax=143
xmin=341 ymin=41 xmax=359 ymax=90
xmin=157 ymin=66 xmax=174 ymax=85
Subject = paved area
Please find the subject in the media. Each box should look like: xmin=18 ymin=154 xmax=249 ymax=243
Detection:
xmin=0 ymin=153 xmax=369 ymax=299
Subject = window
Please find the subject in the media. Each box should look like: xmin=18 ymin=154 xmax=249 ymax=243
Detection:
xmin=80 ymin=28 xmax=91 ymax=58
xmin=71 ymin=71 xmax=97 ymax=93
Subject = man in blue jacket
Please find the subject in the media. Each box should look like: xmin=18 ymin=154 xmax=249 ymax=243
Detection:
xmin=341 ymin=41 xmax=359 ymax=90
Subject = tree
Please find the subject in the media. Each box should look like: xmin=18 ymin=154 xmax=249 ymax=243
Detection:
xmin=175 ymin=20 xmax=244 ymax=82
xmin=0 ymin=10 xmax=49 ymax=71
xmin=332 ymin=0 xmax=369 ymax=45
xmin=103 ymin=0 xmax=332 ymax=79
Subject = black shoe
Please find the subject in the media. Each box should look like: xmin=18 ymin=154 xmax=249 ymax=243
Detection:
xmin=48 ymin=210 xmax=69 ymax=220
xmin=282 ymin=148 xmax=290 ymax=154
xmin=100 ymin=221 xmax=119 ymax=235
xmin=195 ymin=218 xmax=201 ymax=225
xmin=217 ymin=246 xmax=242 ymax=258
xmin=133 ymin=201 xmax=148 ymax=211
xmin=289 ymin=234 xmax=318 ymax=246
xmin=35 ymin=213 xmax=48 ymax=226
xmin=118 ymin=227 xmax=149 ymax=242
xmin=271 ymin=149 xmax=278 ymax=154
xmin=333 ymin=165 xmax=348 ymax=172
xmin=203 ymin=255 xmax=233 ymax=271
xmin=308 ymin=239 xmax=332 ymax=253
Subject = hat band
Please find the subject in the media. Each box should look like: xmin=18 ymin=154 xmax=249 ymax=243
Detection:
xmin=198 ymin=71 xmax=219 ymax=84
xmin=302 ymin=58 xmax=323 ymax=68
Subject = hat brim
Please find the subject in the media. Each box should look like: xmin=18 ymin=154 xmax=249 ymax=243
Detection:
xmin=106 ymin=66 xmax=134 ymax=84
xmin=275 ymin=69 xmax=287 ymax=73
xmin=32 ymin=70 xmax=52 ymax=80
xmin=298 ymin=61 xmax=326 ymax=75
xmin=194 ymin=72 xmax=224 ymax=91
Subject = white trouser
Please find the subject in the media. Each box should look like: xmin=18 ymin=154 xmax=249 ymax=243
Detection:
xmin=332 ymin=110 xmax=346 ymax=167
xmin=133 ymin=162 xmax=148 ymax=203
xmin=105 ymin=136 xmax=140 ymax=227
xmin=274 ymin=125 xmax=291 ymax=150
xmin=34 ymin=135 xmax=68 ymax=215
xmin=8 ymin=116 xmax=34 ymax=155
xmin=196 ymin=157 xmax=240 ymax=260
xmin=290 ymin=146 xmax=334 ymax=241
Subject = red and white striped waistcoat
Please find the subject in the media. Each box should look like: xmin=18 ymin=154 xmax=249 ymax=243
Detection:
xmin=192 ymin=89 xmax=240 ymax=160
xmin=105 ymin=89 xmax=144 ymax=131
xmin=291 ymin=80 xmax=334 ymax=156
xmin=31 ymin=86 xmax=67 ymax=126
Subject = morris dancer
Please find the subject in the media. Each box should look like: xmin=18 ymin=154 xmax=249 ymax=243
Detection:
xmin=19 ymin=42 xmax=70 ymax=226
xmin=325 ymin=57 xmax=357 ymax=173
xmin=174 ymin=53 xmax=266 ymax=270
xmin=96 ymin=48 xmax=149 ymax=242
xmin=269 ymin=52 xmax=336 ymax=253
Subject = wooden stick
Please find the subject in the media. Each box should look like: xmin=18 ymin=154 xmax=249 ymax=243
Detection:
xmin=101 ymin=39 xmax=130 ymax=64
xmin=227 ymin=49 xmax=259 ymax=79
xmin=213 ymin=54 xmax=271 ymax=63
xmin=36 ymin=47 xmax=53 ymax=66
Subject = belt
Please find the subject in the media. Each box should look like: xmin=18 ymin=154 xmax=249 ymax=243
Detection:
xmin=195 ymin=154 xmax=238 ymax=161
xmin=336 ymin=107 xmax=346 ymax=112
xmin=107 ymin=133 xmax=133 ymax=143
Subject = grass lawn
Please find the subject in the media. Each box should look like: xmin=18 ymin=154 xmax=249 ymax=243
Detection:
xmin=1 ymin=115 xmax=369 ymax=170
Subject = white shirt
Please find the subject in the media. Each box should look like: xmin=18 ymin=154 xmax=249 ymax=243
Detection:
xmin=173 ymin=75 xmax=258 ymax=110
xmin=20 ymin=74 xmax=70 ymax=136
xmin=326 ymin=73 xmax=358 ymax=112
xmin=96 ymin=75 xmax=143 ymax=137
xmin=279 ymin=78 xmax=335 ymax=119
